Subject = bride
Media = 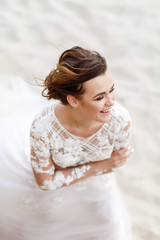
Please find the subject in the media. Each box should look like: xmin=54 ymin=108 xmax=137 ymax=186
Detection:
xmin=0 ymin=46 xmax=133 ymax=240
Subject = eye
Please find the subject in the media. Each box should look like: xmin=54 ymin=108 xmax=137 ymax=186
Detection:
xmin=109 ymin=87 xmax=115 ymax=93
xmin=95 ymin=96 xmax=104 ymax=101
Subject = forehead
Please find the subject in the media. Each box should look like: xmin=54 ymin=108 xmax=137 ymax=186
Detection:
xmin=83 ymin=71 xmax=113 ymax=96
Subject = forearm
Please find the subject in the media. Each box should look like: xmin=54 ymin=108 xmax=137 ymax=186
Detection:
xmin=38 ymin=160 xmax=111 ymax=191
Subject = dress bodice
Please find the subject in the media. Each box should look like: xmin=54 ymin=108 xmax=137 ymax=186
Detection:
xmin=30 ymin=101 xmax=131 ymax=190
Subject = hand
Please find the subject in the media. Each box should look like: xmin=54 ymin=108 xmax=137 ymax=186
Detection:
xmin=103 ymin=148 xmax=133 ymax=169
xmin=54 ymin=162 xmax=64 ymax=171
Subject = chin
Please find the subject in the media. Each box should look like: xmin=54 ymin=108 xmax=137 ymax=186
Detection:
xmin=100 ymin=115 xmax=112 ymax=123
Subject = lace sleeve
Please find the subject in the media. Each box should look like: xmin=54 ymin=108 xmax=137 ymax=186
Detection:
xmin=30 ymin=117 xmax=91 ymax=191
xmin=30 ymin=119 xmax=55 ymax=180
xmin=113 ymin=108 xmax=132 ymax=151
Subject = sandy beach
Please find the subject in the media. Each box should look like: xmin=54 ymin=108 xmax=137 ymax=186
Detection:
xmin=0 ymin=0 xmax=160 ymax=239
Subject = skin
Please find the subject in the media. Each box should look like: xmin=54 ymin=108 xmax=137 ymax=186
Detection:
xmin=55 ymin=71 xmax=115 ymax=138
xmin=54 ymin=70 xmax=133 ymax=169
xmin=31 ymin=71 xmax=133 ymax=189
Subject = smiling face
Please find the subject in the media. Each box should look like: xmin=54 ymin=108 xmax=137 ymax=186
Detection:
xmin=77 ymin=71 xmax=115 ymax=124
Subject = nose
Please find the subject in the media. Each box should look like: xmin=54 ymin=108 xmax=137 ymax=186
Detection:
xmin=105 ymin=95 xmax=115 ymax=107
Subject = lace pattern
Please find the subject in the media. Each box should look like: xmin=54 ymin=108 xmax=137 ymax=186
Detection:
xmin=40 ymin=165 xmax=91 ymax=190
xmin=30 ymin=101 xmax=131 ymax=190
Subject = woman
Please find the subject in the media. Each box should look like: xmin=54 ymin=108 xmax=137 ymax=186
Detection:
xmin=30 ymin=46 xmax=133 ymax=239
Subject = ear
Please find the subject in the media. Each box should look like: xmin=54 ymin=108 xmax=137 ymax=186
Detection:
xmin=67 ymin=95 xmax=79 ymax=107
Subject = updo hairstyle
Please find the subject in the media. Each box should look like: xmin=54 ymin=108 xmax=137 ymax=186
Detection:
xmin=42 ymin=46 xmax=107 ymax=105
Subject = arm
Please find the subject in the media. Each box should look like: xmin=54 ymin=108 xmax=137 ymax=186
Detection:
xmin=31 ymin=154 xmax=106 ymax=191
xmin=31 ymin=146 xmax=132 ymax=191
xmin=30 ymin=114 xmax=132 ymax=191
xmin=114 ymin=118 xmax=132 ymax=151
xmin=111 ymin=110 xmax=133 ymax=169
xmin=30 ymin=119 xmax=112 ymax=191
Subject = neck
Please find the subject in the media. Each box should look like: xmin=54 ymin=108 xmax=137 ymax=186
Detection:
xmin=57 ymin=103 xmax=102 ymax=132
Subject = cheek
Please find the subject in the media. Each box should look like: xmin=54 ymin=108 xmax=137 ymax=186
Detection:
xmin=92 ymin=101 xmax=104 ymax=112
xmin=80 ymin=97 xmax=103 ymax=113
xmin=83 ymin=101 xmax=101 ymax=113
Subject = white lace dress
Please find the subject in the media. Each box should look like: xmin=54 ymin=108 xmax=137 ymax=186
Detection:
xmin=0 ymin=77 xmax=132 ymax=240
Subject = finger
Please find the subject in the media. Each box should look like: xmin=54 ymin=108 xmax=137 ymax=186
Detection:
xmin=126 ymin=149 xmax=134 ymax=157
xmin=121 ymin=149 xmax=134 ymax=161
xmin=118 ymin=148 xmax=128 ymax=155
xmin=117 ymin=161 xmax=126 ymax=167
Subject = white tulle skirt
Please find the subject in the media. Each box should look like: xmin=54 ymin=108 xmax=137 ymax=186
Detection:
xmin=0 ymin=76 xmax=132 ymax=240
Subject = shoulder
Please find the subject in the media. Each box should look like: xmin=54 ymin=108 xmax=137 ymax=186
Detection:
xmin=109 ymin=101 xmax=131 ymax=132
xmin=30 ymin=103 xmax=55 ymax=137
xmin=111 ymin=101 xmax=131 ymax=122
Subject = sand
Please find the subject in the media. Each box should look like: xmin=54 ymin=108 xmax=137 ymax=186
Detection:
xmin=0 ymin=0 xmax=160 ymax=239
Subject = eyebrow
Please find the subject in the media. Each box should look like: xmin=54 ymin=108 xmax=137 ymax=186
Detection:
xmin=93 ymin=83 xmax=115 ymax=98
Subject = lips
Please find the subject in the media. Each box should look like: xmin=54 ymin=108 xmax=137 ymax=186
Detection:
xmin=100 ymin=109 xmax=111 ymax=113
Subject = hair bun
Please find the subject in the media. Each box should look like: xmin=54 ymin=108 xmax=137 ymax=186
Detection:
xmin=42 ymin=69 xmax=61 ymax=100
xmin=42 ymin=46 xmax=107 ymax=104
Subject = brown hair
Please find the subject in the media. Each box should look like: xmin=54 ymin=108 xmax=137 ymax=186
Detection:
xmin=42 ymin=46 xmax=107 ymax=105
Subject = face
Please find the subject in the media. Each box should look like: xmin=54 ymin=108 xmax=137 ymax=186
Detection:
xmin=77 ymin=71 xmax=115 ymax=124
